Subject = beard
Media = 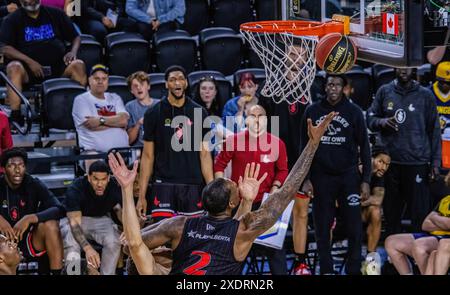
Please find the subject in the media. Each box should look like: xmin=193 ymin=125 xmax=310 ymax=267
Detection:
xmin=170 ymin=89 xmax=185 ymax=100
xmin=21 ymin=0 xmax=40 ymax=12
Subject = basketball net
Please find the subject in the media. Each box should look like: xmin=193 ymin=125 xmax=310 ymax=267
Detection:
xmin=240 ymin=20 xmax=347 ymax=105
xmin=241 ymin=29 xmax=317 ymax=104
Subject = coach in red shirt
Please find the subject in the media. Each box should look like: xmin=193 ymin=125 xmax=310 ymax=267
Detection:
xmin=214 ymin=104 xmax=289 ymax=274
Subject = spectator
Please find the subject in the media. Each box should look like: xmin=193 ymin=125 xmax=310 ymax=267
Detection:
xmin=125 ymin=0 xmax=185 ymax=41
xmin=0 ymin=111 xmax=13 ymax=174
xmin=214 ymin=105 xmax=289 ymax=274
xmin=366 ymin=68 xmax=441 ymax=235
xmin=0 ymin=0 xmax=86 ymax=126
xmin=136 ymin=65 xmax=213 ymax=222
xmin=125 ymin=71 xmax=159 ymax=146
xmin=430 ymin=61 xmax=450 ymax=132
xmin=0 ymin=148 xmax=65 ymax=275
xmin=60 ymin=160 xmax=123 ymax=275
xmin=222 ymin=72 xmax=259 ymax=133
xmin=0 ymin=233 xmax=21 ymax=275
xmin=72 ymin=64 xmax=129 ymax=153
xmin=385 ymin=195 xmax=450 ymax=275
xmin=193 ymin=76 xmax=231 ymax=154
xmin=361 ymin=146 xmax=391 ymax=255
xmin=78 ymin=0 xmax=137 ymax=44
xmin=300 ymin=74 xmax=371 ymax=275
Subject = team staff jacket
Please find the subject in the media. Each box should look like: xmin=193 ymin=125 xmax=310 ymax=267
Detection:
xmin=366 ymin=80 xmax=441 ymax=167
xmin=300 ymin=96 xmax=371 ymax=183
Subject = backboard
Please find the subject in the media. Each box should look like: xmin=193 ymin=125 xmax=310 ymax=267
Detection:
xmin=281 ymin=0 xmax=424 ymax=67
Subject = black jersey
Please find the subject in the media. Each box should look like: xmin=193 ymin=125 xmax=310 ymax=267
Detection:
xmin=170 ymin=216 xmax=242 ymax=275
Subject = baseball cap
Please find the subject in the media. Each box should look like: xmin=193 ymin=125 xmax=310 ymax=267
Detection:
xmin=436 ymin=61 xmax=450 ymax=82
xmin=90 ymin=64 xmax=109 ymax=76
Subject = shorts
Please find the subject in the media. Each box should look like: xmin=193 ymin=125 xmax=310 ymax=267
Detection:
xmin=147 ymin=182 xmax=204 ymax=221
xmin=412 ymin=232 xmax=450 ymax=240
xmin=18 ymin=226 xmax=46 ymax=259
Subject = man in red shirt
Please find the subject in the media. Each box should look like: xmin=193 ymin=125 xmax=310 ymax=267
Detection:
xmin=214 ymin=104 xmax=289 ymax=274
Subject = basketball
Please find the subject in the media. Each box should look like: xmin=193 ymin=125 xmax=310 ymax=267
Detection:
xmin=315 ymin=33 xmax=357 ymax=74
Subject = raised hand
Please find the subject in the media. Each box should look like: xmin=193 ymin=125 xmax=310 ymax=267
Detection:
xmin=108 ymin=152 xmax=138 ymax=188
xmin=308 ymin=112 xmax=337 ymax=145
xmin=238 ymin=162 xmax=268 ymax=203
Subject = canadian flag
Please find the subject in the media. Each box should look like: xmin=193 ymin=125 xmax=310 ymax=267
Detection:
xmin=382 ymin=13 xmax=399 ymax=35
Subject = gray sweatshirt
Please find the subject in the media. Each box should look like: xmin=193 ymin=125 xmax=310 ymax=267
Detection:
xmin=366 ymin=80 xmax=441 ymax=167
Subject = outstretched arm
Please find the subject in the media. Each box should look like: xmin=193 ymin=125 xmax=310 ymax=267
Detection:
xmin=109 ymin=153 xmax=171 ymax=275
xmin=240 ymin=112 xmax=336 ymax=238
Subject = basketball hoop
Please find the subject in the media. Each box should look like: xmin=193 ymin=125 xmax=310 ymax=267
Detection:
xmin=240 ymin=20 xmax=347 ymax=105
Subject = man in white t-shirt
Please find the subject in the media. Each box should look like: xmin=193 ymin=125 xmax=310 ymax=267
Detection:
xmin=72 ymin=64 xmax=129 ymax=153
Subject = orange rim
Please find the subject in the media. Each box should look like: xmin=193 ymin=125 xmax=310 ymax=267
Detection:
xmin=240 ymin=20 xmax=346 ymax=37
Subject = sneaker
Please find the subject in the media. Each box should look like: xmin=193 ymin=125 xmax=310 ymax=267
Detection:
xmin=293 ymin=263 xmax=312 ymax=275
xmin=363 ymin=252 xmax=381 ymax=275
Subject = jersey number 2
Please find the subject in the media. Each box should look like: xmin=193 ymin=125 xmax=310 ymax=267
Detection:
xmin=183 ymin=251 xmax=211 ymax=275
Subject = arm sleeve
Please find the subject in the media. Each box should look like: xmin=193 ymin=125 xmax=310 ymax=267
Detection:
xmin=126 ymin=0 xmax=151 ymax=23
xmin=142 ymin=102 xmax=158 ymax=142
xmin=355 ymin=109 xmax=372 ymax=184
xmin=426 ymin=90 xmax=442 ymax=168
xmin=63 ymin=182 xmax=82 ymax=213
xmin=157 ymin=0 xmax=185 ymax=24
xmin=274 ymin=139 xmax=289 ymax=184
xmin=35 ymin=180 xmax=64 ymax=222
xmin=213 ymin=136 xmax=235 ymax=173
xmin=59 ymin=11 xmax=79 ymax=43
xmin=366 ymin=86 xmax=386 ymax=132
xmin=72 ymin=94 xmax=91 ymax=127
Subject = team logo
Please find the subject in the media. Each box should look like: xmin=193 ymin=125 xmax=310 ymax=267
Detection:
xmin=10 ymin=207 xmax=18 ymax=221
xmin=394 ymin=109 xmax=406 ymax=124
xmin=164 ymin=118 xmax=171 ymax=126
xmin=153 ymin=196 xmax=161 ymax=207
xmin=327 ymin=123 xmax=341 ymax=136
xmin=187 ymin=230 xmax=197 ymax=238
xmin=289 ymin=103 xmax=298 ymax=114
xmin=408 ymin=104 xmax=415 ymax=112
xmin=387 ymin=102 xmax=394 ymax=110
xmin=415 ymin=174 xmax=423 ymax=184
xmin=20 ymin=200 xmax=26 ymax=207
xmin=347 ymin=194 xmax=360 ymax=206
xmin=196 ymin=200 xmax=203 ymax=209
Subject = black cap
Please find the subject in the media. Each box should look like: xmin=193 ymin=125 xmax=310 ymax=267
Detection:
xmin=90 ymin=64 xmax=109 ymax=76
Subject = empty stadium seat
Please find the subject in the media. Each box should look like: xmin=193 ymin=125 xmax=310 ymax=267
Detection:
xmin=148 ymin=73 xmax=167 ymax=99
xmin=41 ymin=78 xmax=85 ymax=135
xmin=105 ymin=32 xmax=150 ymax=77
xmin=153 ymin=31 xmax=198 ymax=73
xmin=233 ymin=68 xmax=265 ymax=95
xmin=78 ymin=34 xmax=103 ymax=73
xmin=254 ymin=0 xmax=278 ymax=21
xmin=188 ymin=70 xmax=232 ymax=112
xmin=199 ymin=28 xmax=244 ymax=76
xmin=182 ymin=0 xmax=210 ymax=36
xmin=108 ymin=75 xmax=133 ymax=104
xmin=345 ymin=67 xmax=373 ymax=110
xmin=210 ymin=0 xmax=254 ymax=32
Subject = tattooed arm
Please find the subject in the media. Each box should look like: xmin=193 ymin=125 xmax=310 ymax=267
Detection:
xmin=67 ymin=211 xmax=101 ymax=269
xmin=238 ymin=112 xmax=336 ymax=240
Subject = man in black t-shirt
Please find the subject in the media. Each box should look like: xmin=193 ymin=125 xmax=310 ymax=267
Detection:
xmin=0 ymin=0 xmax=87 ymax=126
xmin=60 ymin=160 xmax=122 ymax=275
xmin=137 ymin=65 xmax=213 ymax=222
xmin=0 ymin=147 xmax=64 ymax=275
